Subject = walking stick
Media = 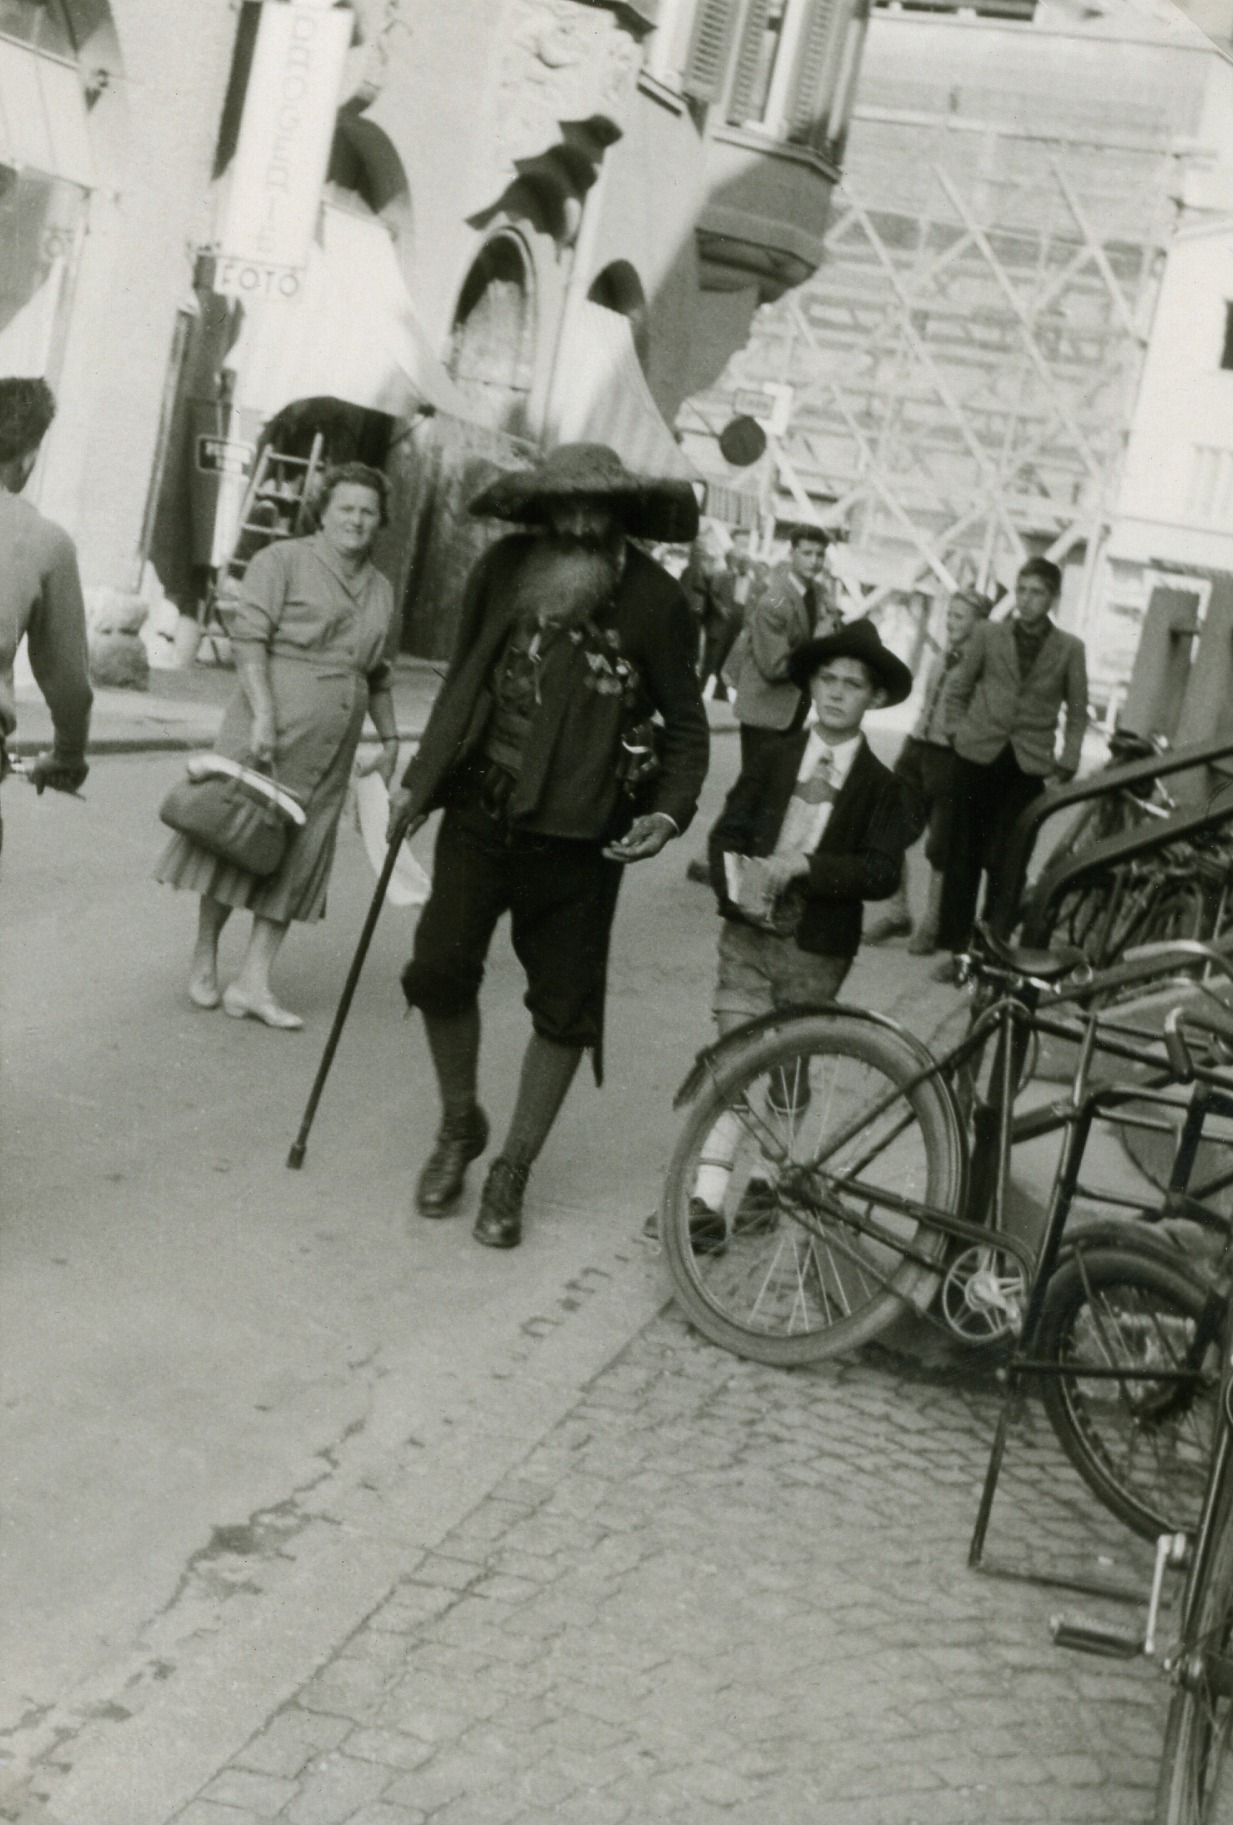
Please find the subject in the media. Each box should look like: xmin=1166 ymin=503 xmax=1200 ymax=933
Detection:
xmin=287 ymin=815 xmax=421 ymax=1170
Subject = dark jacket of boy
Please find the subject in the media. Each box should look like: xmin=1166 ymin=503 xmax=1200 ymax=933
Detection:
xmin=708 ymin=732 xmax=909 ymax=961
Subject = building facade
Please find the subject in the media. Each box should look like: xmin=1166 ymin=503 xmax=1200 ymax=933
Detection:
xmin=680 ymin=0 xmax=1233 ymax=712
xmin=1 ymin=0 xmax=868 ymax=657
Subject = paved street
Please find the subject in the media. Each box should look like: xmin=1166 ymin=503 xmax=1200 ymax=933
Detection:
xmin=1 ymin=710 xmax=1171 ymax=1825
xmin=160 ymin=1317 xmax=1165 ymax=1825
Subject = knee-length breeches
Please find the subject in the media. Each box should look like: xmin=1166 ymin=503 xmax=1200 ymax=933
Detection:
xmin=400 ymin=801 xmax=624 ymax=1052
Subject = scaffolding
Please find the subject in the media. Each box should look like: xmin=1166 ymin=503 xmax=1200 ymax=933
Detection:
xmin=682 ymin=36 xmax=1191 ymax=683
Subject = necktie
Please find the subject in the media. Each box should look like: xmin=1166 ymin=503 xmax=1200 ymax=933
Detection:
xmin=802 ymin=582 xmax=818 ymax=626
xmin=792 ymin=745 xmax=835 ymax=806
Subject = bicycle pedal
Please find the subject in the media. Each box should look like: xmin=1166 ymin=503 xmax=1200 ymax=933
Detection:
xmin=1050 ymin=1614 xmax=1144 ymax=1659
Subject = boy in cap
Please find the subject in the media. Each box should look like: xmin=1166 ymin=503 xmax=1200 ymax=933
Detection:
xmin=690 ymin=619 xmax=912 ymax=1251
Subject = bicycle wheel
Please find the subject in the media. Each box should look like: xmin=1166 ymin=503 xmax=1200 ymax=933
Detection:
xmin=1039 ymin=1245 xmax=1219 ymax=1539
xmin=1155 ymin=1467 xmax=1233 ymax=1823
xmin=660 ymin=1013 xmax=965 ymax=1366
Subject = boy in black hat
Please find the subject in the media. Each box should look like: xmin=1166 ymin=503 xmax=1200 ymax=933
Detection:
xmin=690 ymin=619 xmax=912 ymax=1250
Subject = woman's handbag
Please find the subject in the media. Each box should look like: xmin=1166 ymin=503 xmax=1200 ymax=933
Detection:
xmin=159 ymin=755 xmax=306 ymax=878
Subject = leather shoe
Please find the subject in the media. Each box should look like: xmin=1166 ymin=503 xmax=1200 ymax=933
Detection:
xmin=731 ymin=1179 xmax=779 ymax=1237
xmin=473 ymin=1157 xmax=530 ymax=1249
xmin=416 ymin=1106 xmax=489 ymax=1217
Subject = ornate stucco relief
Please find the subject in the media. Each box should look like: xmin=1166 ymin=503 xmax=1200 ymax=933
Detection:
xmin=486 ymin=0 xmax=642 ymax=186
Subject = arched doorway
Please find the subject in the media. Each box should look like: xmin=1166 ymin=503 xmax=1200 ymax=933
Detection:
xmin=449 ymin=235 xmax=536 ymax=435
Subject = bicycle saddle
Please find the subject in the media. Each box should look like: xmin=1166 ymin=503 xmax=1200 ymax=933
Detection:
xmin=974 ymin=924 xmax=1087 ymax=982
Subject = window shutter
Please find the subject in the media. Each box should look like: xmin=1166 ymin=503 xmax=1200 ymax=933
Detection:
xmin=726 ymin=0 xmax=772 ymax=123
xmin=787 ymin=0 xmax=842 ymax=145
xmin=682 ymin=0 xmax=741 ymax=103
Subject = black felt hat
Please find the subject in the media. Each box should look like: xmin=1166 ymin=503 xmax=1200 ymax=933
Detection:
xmin=467 ymin=442 xmax=699 ymax=544
xmin=787 ymin=617 xmax=913 ymax=707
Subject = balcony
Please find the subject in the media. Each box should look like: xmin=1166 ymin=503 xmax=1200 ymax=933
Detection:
xmin=696 ymin=122 xmax=839 ymax=296
xmin=661 ymin=0 xmax=867 ymax=296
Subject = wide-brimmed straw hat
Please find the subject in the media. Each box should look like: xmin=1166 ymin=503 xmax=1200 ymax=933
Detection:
xmin=787 ymin=617 xmax=914 ymax=707
xmin=467 ymin=442 xmax=699 ymax=544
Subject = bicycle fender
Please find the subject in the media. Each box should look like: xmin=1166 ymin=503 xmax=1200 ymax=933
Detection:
xmin=672 ymin=1001 xmax=939 ymax=1109
xmin=1055 ymin=1215 xmax=1200 ymax=1275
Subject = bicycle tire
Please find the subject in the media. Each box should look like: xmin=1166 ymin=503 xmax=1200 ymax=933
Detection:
xmin=1155 ymin=1464 xmax=1233 ymax=1823
xmin=660 ymin=1013 xmax=965 ymax=1366
xmin=1038 ymin=1245 xmax=1219 ymax=1540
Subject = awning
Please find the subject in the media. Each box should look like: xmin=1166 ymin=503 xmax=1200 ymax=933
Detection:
xmin=546 ymin=299 xmax=699 ymax=484
xmin=0 ymin=39 xmax=94 ymax=188
xmin=223 ymin=201 xmax=470 ymax=423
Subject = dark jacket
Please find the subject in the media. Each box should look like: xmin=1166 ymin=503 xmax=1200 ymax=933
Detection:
xmin=944 ymin=617 xmax=1088 ymax=777
xmin=708 ymin=732 xmax=908 ymax=960
xmin=401 ymin=535 xmax=709 ymax=840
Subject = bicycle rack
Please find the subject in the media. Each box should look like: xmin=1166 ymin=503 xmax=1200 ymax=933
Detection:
xmin=990 ymin=733 xmax=1233 ymax=946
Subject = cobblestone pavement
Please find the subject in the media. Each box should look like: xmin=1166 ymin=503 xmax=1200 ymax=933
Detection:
xmin=157 ymin=1307 xmax=1168 ymax=1825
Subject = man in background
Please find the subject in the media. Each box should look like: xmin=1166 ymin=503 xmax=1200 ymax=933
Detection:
xmin=865 ymin=587 xmax=993 ymax=955
xmin=0 ymin=379 xmax=92 ymax=848
xmin=699 ymin=526 xmax=762 ymax=704
xmin=934 ymin=556 xmax=1088 ymax=976
xmin=729 ymin=524 xmax=840 ymax=766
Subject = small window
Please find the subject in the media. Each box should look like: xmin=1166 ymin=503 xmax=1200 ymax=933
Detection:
xmin=1222 ymin=302 xmax=1233 ymax=372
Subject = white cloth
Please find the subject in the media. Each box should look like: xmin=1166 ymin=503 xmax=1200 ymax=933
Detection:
xmin=772 ymin=730 xmax=860 ymax=862
xmin=354 ymin=771 xmax=432 ymax=909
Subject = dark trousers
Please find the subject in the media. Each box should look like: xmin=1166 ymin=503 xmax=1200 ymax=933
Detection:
xmin=400 ymin=785 xmax=623 ymax=1065
xmin=701 ymin=619 xmax=739 ymax=690
xmin=937 ymin=747 xmax=1045 ymax=951
xmin=893 ymin=737 xmax=958 ymax=869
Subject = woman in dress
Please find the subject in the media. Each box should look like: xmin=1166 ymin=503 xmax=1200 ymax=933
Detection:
xmin=158 ymin=463 xmax=399 ymax=1028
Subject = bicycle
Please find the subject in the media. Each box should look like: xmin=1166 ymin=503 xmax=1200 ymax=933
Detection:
xmin=1049 ymin=1000 xmax=1233 ymax=1821
xmin=659 ymin=929 xmax=1233 ymax=1541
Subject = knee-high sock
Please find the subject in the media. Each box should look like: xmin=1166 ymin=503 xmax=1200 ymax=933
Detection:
xmin=422 ymin=1004 xmax=481 ymax=1125
xmin=500 ymin=1033 xmax=582 ymax=1167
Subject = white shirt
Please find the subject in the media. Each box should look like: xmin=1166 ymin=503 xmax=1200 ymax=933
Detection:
xmin=772 ymin=729 xmax=861 ymax=862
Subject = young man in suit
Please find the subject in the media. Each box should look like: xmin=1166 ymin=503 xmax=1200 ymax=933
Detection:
xmin=388 ymin=444 xmax=708 ymax=1250
xmin=934 ymin=556 xmax=1088 ymax=976
xmin=688 ymin=620 xmax=913 ymax=1252
xmin=729 ymin=524 xmax=841 ymax=766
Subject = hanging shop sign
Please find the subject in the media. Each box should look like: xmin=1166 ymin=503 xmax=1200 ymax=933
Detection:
xmin=196 ymin=434 xmax=255 ymax=477
xmin=215 ymin=1 xmax=353 ymax=302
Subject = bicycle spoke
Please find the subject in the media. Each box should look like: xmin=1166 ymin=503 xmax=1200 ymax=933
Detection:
xmin=661 ymin=1013 xmax=961 ymax=1364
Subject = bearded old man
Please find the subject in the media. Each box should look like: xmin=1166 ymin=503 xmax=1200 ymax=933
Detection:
xmin=387 ymin=444 xmax=709 ymax=1250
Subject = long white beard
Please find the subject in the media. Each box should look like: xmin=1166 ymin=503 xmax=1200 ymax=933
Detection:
xmin=510 ymin=533 xmax=623 ymax=627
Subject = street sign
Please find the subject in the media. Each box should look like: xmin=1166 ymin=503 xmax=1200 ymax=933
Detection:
xmin=732 ymin=382 xmax=794 ymax=437
xmin=214 ymin=1 xmax=353 ymax=302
